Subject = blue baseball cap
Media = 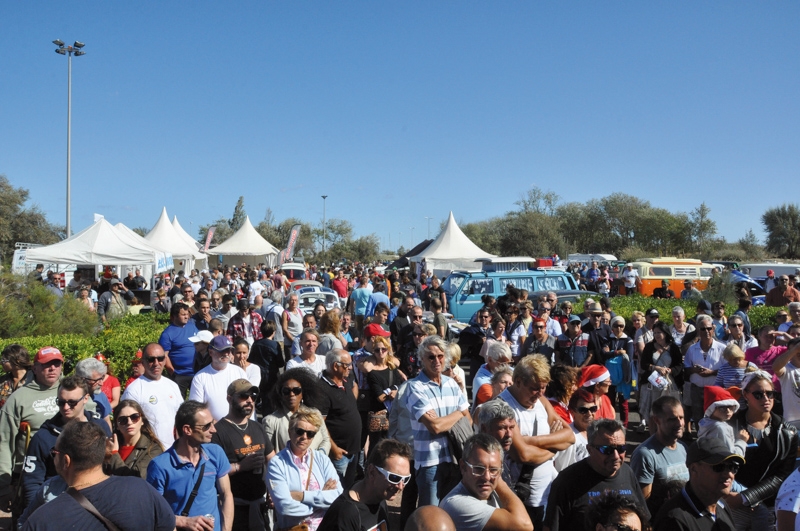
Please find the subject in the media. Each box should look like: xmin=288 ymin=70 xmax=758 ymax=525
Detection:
xmin=209 ymin=335 xmax=234 ymax=352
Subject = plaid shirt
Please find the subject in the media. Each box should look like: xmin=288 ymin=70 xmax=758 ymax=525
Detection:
xmin=226 ymin=310 xmax=264 ymax=342
xmin=407 ymin=371 xmax=469 ymax=468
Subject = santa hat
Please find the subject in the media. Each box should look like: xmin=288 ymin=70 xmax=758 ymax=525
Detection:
xmin=579 ymin=365 xmax=611 ymax=388
xmin=704 ymin=386 xmax=740 ymax=418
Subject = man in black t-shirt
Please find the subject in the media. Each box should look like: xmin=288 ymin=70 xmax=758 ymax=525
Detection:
xmin=318 ymin=438 xmax=412 ymax=531
xmin=212 ymin=379 xmax=276 ymax=531
xmin=318 ymin=349 xmax=362 ymax=489
xmin=544 ymin=419 xmax=649 ymax=531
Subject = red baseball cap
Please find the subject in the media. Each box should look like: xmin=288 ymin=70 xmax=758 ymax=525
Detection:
xmin=364 ymin=323 xmax=390 ymax=339
xmin=34 ymin=347 xmax=63 ymax=364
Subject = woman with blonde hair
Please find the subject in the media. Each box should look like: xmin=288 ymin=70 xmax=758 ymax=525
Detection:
xmin=317 ymin=310 xmax=346 ymax=356
xmin=362 ymin=336 xmax=405 ymax=448
xmin=443 ymin=342 xmax=467 ymax=401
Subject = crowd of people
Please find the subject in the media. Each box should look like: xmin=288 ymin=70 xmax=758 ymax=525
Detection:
xmin=3 ymin=261 xmax=800 ymax=531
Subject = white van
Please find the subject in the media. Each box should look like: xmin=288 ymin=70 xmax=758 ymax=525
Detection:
xmin=740 ymin=263 xmax=800 ymax=279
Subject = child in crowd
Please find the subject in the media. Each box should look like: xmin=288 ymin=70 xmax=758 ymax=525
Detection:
xmin=698 ymin=386 xmax=748 ymax=492
xmin=714 ymin=343 xmax=758 ymax=389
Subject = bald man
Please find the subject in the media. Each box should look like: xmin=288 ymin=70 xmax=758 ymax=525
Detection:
xmin=405 ymin=506 xmax=456 ymax=531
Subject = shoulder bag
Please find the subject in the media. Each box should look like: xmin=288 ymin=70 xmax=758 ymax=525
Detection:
xmin=67 ymin=487 xmax=121 ymax=531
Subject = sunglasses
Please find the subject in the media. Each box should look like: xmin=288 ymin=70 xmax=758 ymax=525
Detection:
xmin=590 ymin=444 xmax=627 ymax=456
xmin=533 ymin=325 xmax=545 ymax=330
xmin=463 ymin=460 xmax=501 ymax=479
xmin=612 ymin=324 xmax=625 ymax=328
xmin=576 ymin=405 xmax=599 ymax=415
xmin=193 ymin=422 xmax=214 ymax=432
xmin=699 ymin=327 xmax=714 ymax=332
xmin=750 ymin=390 xmax=775 ymax=400
xmin=411 ymin=315 xmax=423 ymax=320
xmin=49 ymin=448 xmax=62 ymax=458
xmin=117 ymin=413 xmax=141 ymax=425
xmin=281 ymin=386 xmax=302 ymax=396
xmin=294 ymin=428 xmax=317 ymax=439
xmin=146 ymin=356 xmax=166 ymax=363
xmin=237 ymin=392 xmax=258 ymax=401
xmin=708 ymin=461 xmax=740 ymax=474
xmin=375 ymin=465 xmax=412 ymax=485
xmin=56 ymin=395 xmax=87 ymax=409
xmin=335 ymin=361 xmax=353 ymax=369
xmin=427 ymin=354 xmax=445 ymax=362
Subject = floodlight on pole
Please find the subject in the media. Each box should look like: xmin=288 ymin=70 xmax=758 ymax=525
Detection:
xmin=53 ymin=38 xmax=86 ymax=238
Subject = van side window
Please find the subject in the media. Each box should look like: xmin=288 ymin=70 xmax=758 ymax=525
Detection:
xmin=537 ymin=276 xmax=567 ymax=292
xmin=464 ymin=278 xmax=493 ymax=295
xmin=499 ymin=277 xmax=534 ymax=293
xmin=650 ymin=267 xmax=672 ymax=276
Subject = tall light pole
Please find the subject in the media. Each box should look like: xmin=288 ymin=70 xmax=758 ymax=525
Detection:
xmin=54 ymin=39 xmax=85 ymax=238
xmin=424 ymin=217 xmax=433 ymax=239
xmin=321 ymin=195 xmax=328 ymax=257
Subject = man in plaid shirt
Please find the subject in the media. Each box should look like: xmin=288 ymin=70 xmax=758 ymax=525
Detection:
xmin=226 ymin=299 xmax=263 ymax=346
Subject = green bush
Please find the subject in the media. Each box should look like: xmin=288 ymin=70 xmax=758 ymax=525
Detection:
xmin=0 ymin=313 xmax=169 ymax=385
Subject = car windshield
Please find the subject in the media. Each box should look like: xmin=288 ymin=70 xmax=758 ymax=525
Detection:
xmin=441 ymin=275 xmax=465 ymax=297
xmin=285 ymin=268 xmax=306 ymax=281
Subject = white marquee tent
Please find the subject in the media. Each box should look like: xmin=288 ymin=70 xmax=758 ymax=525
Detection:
xmin=25 ymin=218 xmax=173 ymax=273
xmin=409 ymin=211 xmax=495 ymax=277
xmin=171 ymin=216 xmax=203 ymax=251
xmin=205 ymin=216 xmax=279 ymax=267
xmin=145 ymin=208 xmax=207 ymax=271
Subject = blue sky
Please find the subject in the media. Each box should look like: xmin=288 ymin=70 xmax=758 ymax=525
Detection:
xmin=2 ymin=3 xmax=798 ymax=252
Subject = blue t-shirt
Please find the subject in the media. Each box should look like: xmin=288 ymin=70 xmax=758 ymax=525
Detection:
xmin=91 ymin=392 xmax=112 ymax=419
xmin=351 ymin=288 xmax=372 ymax=317
xmin=159 ymin=322 xmax=199 ymax=376
xmin=147 ymin=443 xmax=231 ymax=531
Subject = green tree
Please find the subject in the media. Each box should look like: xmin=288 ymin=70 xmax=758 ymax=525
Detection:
xmin=738 ymin=229 xmax=762 ymax=259
xmin=762 ymin=204 xmax=800 ymax=258
xmin=515 ymin=187 xmax=560 ymax=217
xmin=229 ymin=196 xmax=247 ymax=232
xmin=0 ymin=175 xmax=63 ymax=264
xmin=690 ymin=203 xmax=717 ymax=253
xmin=132 ymin=227 xmax=149 ymax=237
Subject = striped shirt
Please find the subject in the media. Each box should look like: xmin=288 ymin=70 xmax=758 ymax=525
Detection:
xmin=407 ymin=371 xmax=469 ymax=469
xmin=714 ymin=361 xmax=758 ymax=389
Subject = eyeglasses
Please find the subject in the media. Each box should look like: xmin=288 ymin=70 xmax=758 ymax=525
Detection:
xmin=374 ymin=347 xmax=388 ymax=353
xmin=427 ymin=354 xmax=445 ymax=362
xmin=547 ymin=298 xmax=556 ymax=303
xmin=412 ymin=333 xmax=426 ymax=337
xmin=463 ymin=460 xmax=501 ymax=479
xmin=335 ymin=361 xmax=353 ymax=369
xmin=730 ymin=323 xmax=743 ymax=328
xmin=532 ymin=325 xmax=545 ymax=330
xmin=117 ymin=413 xmax=141 ymax=425
xmin=590 ymin=444 xmax=627 ymax=456
xmin=237 ymin=392 xmax=258 ymax=401
xmin=375 ymin=465 xmax=411 ymax=485
xmin=294 ymin=428 xmax=317 ymax=439
xmin=612 ymin=324 xmax=625 ymax=328
xmin=708 ymin=461 xmax=740 ymax=474
xmin=56 ymin=395 xmax=87 ymax=409
xmin=281 ymin=386 xmax=302 ymax=396
xmin=479 ymin=315 xmax=491 ymax=320
xmin=699 ymin=327 xmax=714 ymax=332
xmin=193 ymin=422 xmax=214 ymax=432
xmin=576 ymin=405 xmax=599 ymax=415
xmin=539 ymin=308 xmax=551 ymax=312
xmin=750 ymin=390 xmax=775 ymax=400
xmin=84 ymin=376 xmax=103 ymax=386
xmin=183 ymin=290 xmax=193 ymax=294
xmin=146 ymin=356 xmax=166 ymax=363
xmin=49 ymin=448 xmax=62 ymax=458
xmin=411 ymin=315 xmax=423 ymax=320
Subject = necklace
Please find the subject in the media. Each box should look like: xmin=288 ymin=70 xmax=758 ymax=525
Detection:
xmin=224 ymin=418 xmax=248 ymax=432
xmin=70 ymin=475 xmax=107 ymax=490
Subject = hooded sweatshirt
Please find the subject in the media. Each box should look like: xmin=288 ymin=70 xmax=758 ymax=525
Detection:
xmin=0 ymin=377 xmax=60 ymax=496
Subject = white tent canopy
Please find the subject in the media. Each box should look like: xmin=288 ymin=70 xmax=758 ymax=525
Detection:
xmin=25 ymin=218 xmax=173 ymax=273
xmin=171 ymin=216 xmax=203 ymax=251
xmin=409 ymin=211 xmax=495 ymax=277
xmin=145 ymin=208 xmax=207 ymax=271
xmin=205 ymin=215 xmax=279 ymax=267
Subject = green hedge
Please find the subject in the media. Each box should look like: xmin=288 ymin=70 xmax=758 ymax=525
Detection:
xmin=599 ymin=294 xmax=785 ymax=331
xmin=0 ymin=313 xmax=170 ymax=384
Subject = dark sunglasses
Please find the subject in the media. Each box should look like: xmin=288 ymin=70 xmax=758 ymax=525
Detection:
xmin=591 ymin=444 xmax=627 ymax=456
xmin=281 ymin=387 xmax=302 ymax=396
xmin=117 ymin=413 xmax=141 ymax=425
xmin=295 ymin=428 xmax=317 ymax=439
xmin=576 ymin=405 xmax=599 ymax=415
xmin=237 ymin=392 xmax=258 ymax=401
xmin=699 ymin=327 xmax=714 ymax=332
xmin=49 ymin=448 xmax=62 ymax=458
xmin=146 ymin=356 xmax=166 ymax=363
xmin=708 ymin=461 xmax=740 ymax=474
xmin=57 ymin=395 xmax=86 ymax=409
xmin=375 ymin=465 xmax=411 ymax=485
xmin=751 ymin=390 xmax=775 ymax=400
xmin=612 ymin=324 xmax=625 ymax=328
xmin=193 ymin=422 xmax=214 ymax=432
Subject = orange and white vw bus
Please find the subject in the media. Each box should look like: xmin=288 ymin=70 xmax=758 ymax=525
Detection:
xmin=622 ymin=258 xmax=715 ymax=296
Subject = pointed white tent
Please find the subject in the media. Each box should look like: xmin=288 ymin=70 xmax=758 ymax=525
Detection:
xmin=409 ymin=211 xmax=495 ymax=277
xmin=171 ymin=216 xmax=203 ymax=251
xmin=25 ymin=218 xmax=173 ymax=272
xmin=205 ymin=216 xmax=279 ymax=267
xmin=145 ymin=208 xmax=207 ymax=271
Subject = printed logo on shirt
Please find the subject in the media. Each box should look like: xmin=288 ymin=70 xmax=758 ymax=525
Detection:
xmin=32 ymin=396 xmax=58 ymax=415
xmin=148 ymin=395 xmax=158 ymax=405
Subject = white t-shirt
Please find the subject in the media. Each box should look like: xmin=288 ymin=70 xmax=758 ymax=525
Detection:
xmin=189 ymin=364 xmax=249 ymax=421
xmin=120 ymin=375 xmax=183 ymax=448
xmin=285 ymin=355 xmax=326 ymax=377
xmin=622 ymin=269 xmax=640 ymax=289
xmin=248 ymin=281 xmax=264 ymax=304
xmin=775 ymin=467 xmax=800 ymax=530
xmin=439 ymin=482 xmax=500 ymax=531
xmin=498 ymin=389 xmax=556 ymax=507
xmin=779 ymin=361 xmax=800 ymax=423
xmin=245 ymin=363 xmax=261 ymax=389
xmin=553 ymin=424 xmax=588 ymax=472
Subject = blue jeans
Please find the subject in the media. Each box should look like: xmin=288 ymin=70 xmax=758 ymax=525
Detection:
xmin=416 ymin=462 xmax=460 ymax=507
xmin=331 ymin=452 xmax=357 ymax=489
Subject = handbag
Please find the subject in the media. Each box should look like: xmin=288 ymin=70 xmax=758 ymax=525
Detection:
xmin=446 ymin=415 xmax=473 ymax=461
xmin=67 ymin=487 xmax=121 ymax=531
